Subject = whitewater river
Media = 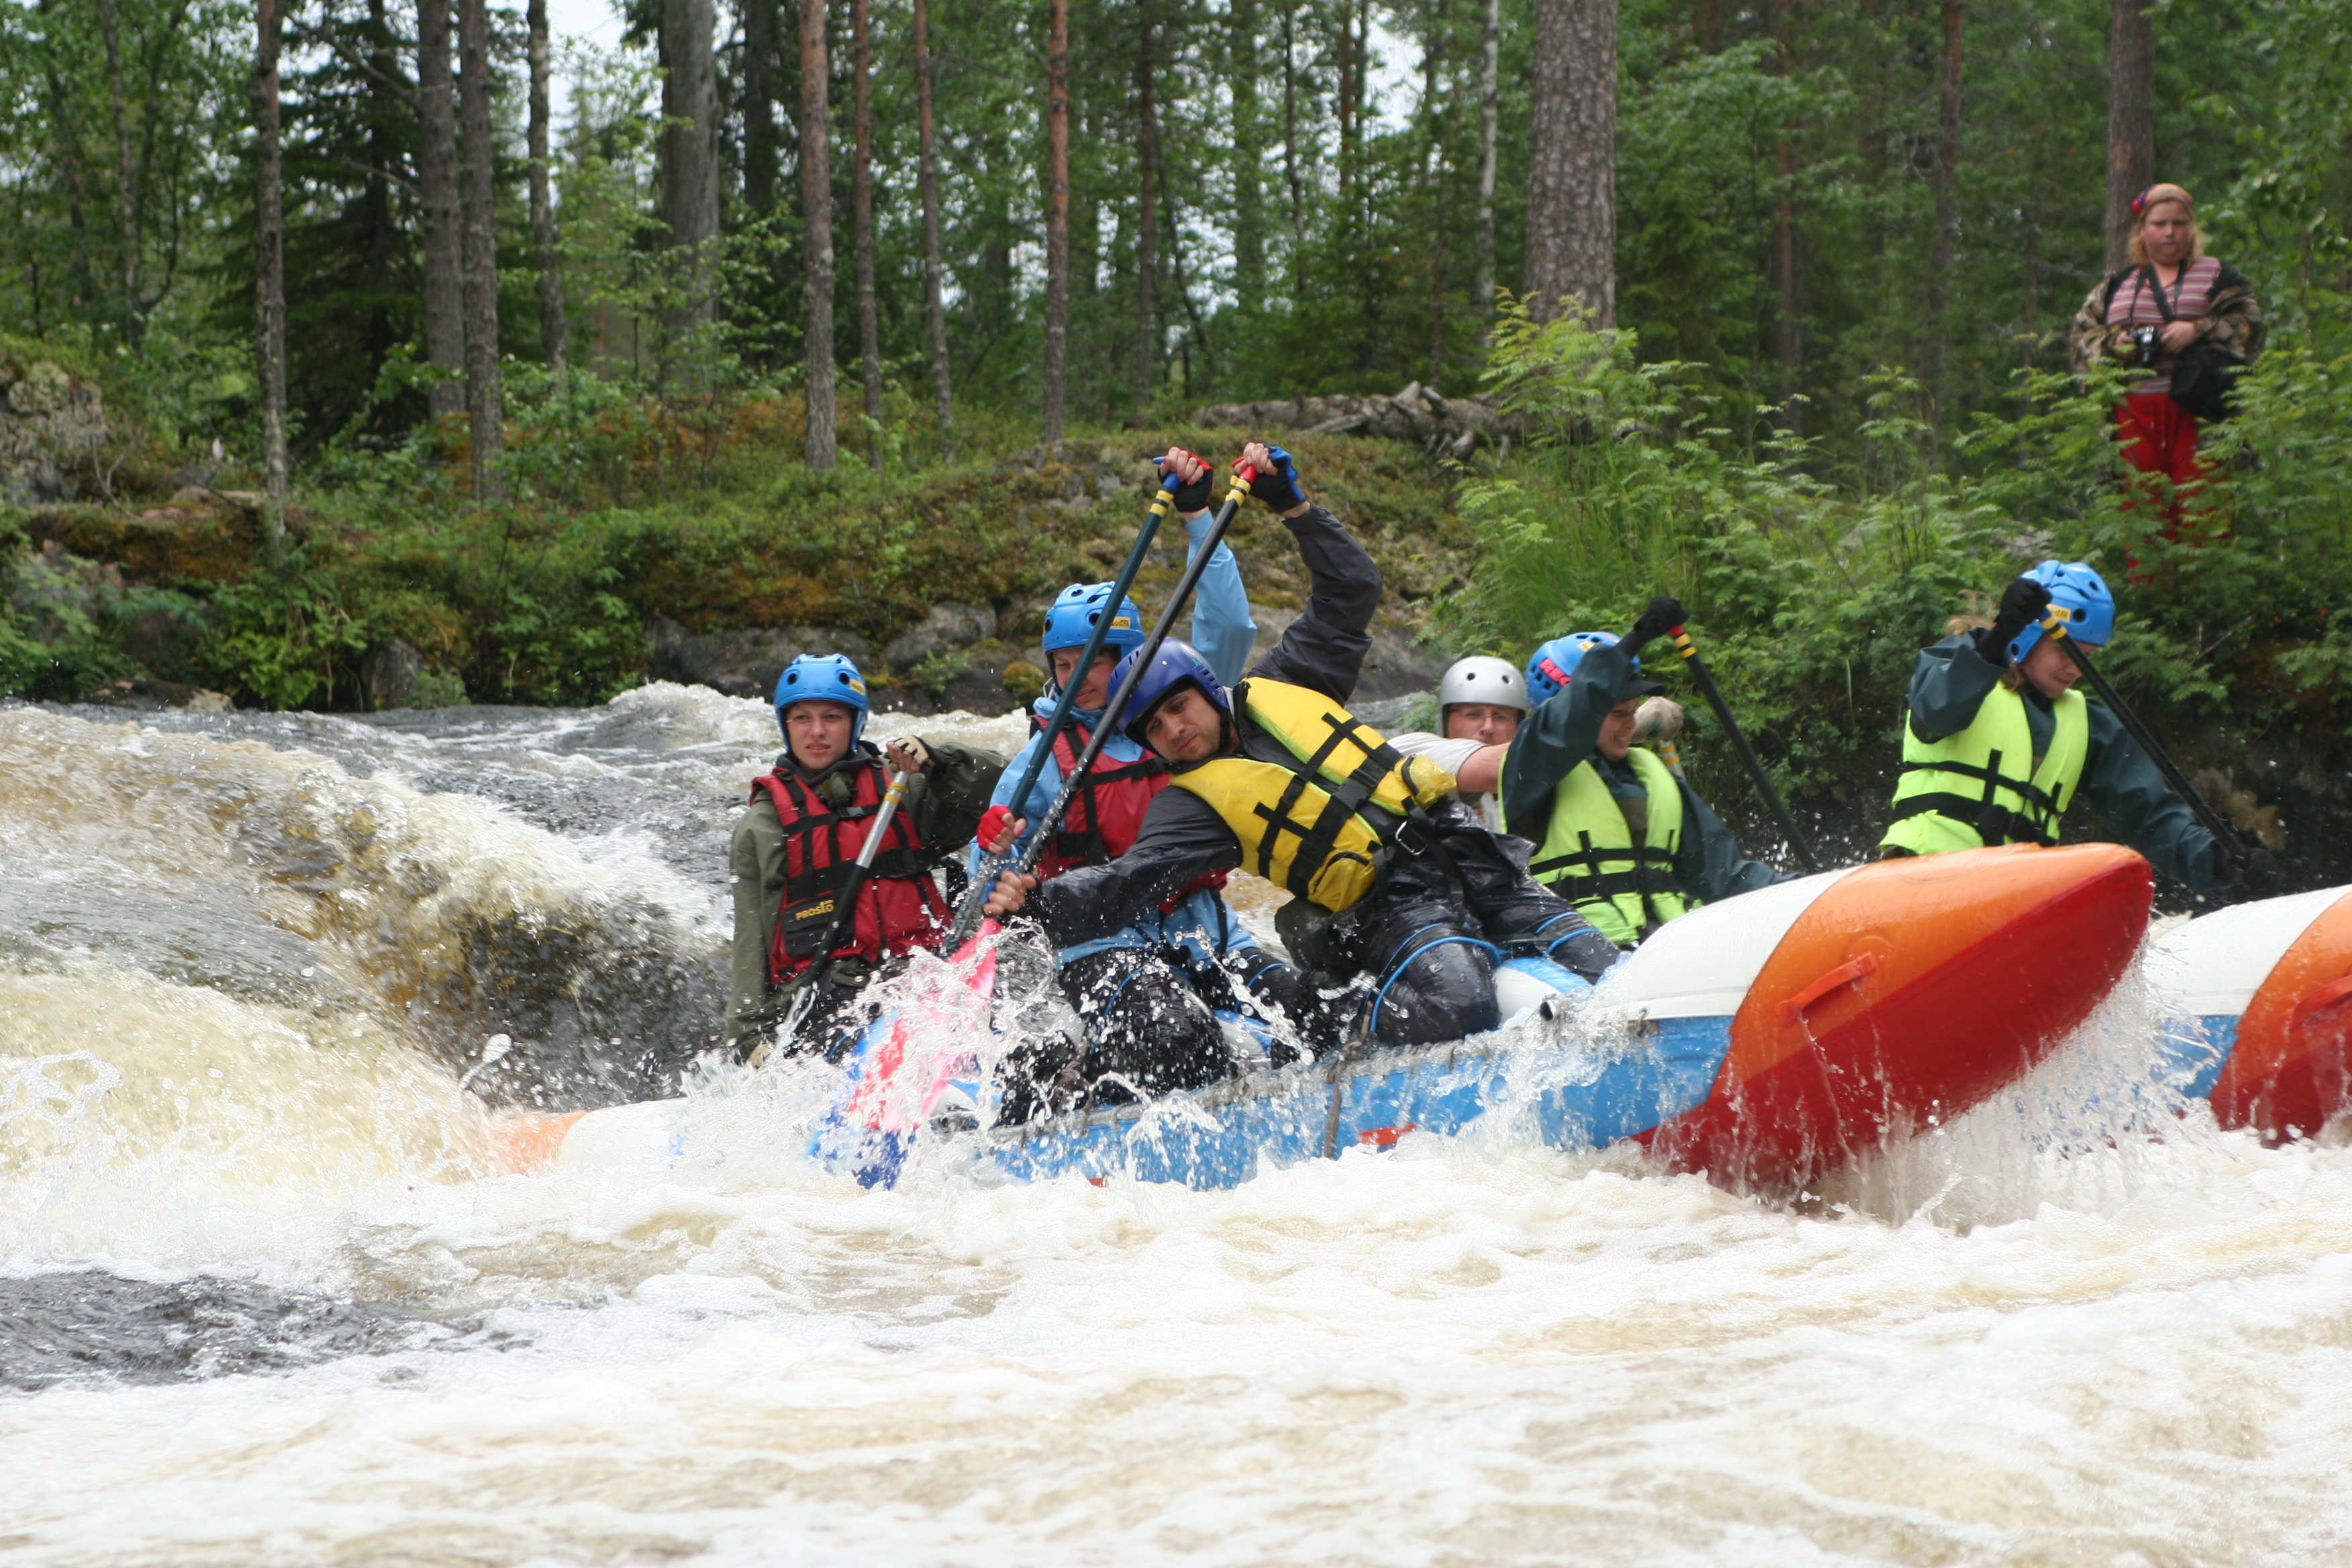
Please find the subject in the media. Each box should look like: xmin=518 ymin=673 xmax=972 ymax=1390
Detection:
xmin=3 ymin=686 xmax=2349 ymax=1567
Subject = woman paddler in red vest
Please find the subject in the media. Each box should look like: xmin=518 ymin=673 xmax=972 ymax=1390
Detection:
xmin=980 ymin=448 xmax=1302 ymax=1124
xmin=726 ymin=653 xmax=1015 ymax=1063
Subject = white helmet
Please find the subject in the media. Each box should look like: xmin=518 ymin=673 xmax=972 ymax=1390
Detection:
xmin=1436 ymin=655 xmax=1530 ymax=718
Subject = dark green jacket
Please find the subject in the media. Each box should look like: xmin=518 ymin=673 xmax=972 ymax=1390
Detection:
xmin=1501 ymin=642 xmax=1791 ymax=910
xmin=1904 ymin=632 xmax=2226 ymax=890
xmin=727 ymin=737 xmax=1005 ymax=1047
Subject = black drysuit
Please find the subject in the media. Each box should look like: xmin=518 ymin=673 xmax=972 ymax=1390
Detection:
xmin=1026 ymin=504 xmax=1618 ymax=1049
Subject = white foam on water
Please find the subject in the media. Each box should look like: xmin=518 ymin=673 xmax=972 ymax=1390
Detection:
xmin=3 ymin=696 xmax=2351 ymax=1565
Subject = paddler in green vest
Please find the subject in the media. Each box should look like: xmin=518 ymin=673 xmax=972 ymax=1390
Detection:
xmin=983 ymin=441 xmax=1620 ymax=1057
xmin=1880 ymin=560 xmax=2269 ymax=891
xmin=1501 ymin=598 xmax=1794 ymax=948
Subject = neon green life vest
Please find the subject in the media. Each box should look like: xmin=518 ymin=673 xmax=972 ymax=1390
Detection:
xmin=1168 ymin=678 xmax=1456 ymax=912
xmin=1527 ymin=746 xmax=1689 ymax=948
xmin=1880 ymin=681 xmax=2089 ymax=856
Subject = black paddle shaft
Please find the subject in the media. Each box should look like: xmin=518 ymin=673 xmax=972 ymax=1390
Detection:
xmin=1665 ymin=624 xmax=1822 ymax=874
xmin=779 ymin=765 xmax=910 ymax=1042
xmin=2044 ymin=620 xmax=2248 ymax=871
xmin=1009 ymin=465 xmax=1259 ymax=885
xmin=945 ymin=471 xmax=1183 ymax=943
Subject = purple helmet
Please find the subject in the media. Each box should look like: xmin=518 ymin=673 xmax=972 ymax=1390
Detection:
xmin=1112 ymin=639 xmax=1231 ymax=748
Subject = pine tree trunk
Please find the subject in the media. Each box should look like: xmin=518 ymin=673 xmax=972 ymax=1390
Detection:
xmin=914 ymin=0 xmax=954 ymax=447
xmin=366 ymin=0 xmax=399 ymax=366
xmin=1523 ymin=0 xmax=1617 ymax=324
xmin=1475 ymin=0 xmax=1499 ymax=317
xmin=252 ymin=0 xmax=288 ymax=561
xmin=744 ymin=0 xmax=778 ymax=217
xmin=1230 ymin=0 xmax=1264 ymax=315
xmin=1282 ymin=3 xmax=1304 ymax=291
xmin=528 ymin=0 xmax=567 ymax=372
xmin=457 ymin=0 xmax=503 ymax=501
xmin=2104 ymin=0 xmax=2154 ymax=271
xmin=1040 ymin=0 xmax=1071 ymax=443
xmin=800 ymin=0 xmax=838 ymax=470
xmin=1334 ymin=0 xmax=1355 ymax=205
xmin=1423 ymin=1 xmax=1447 ymax=384
xmin=415 ymin=0 xmax=465 ymax=421
xmin=852 ymin=0 xmax=883 ymax=467
xmin=1926 ymin=0 xmax=1962 ymax=395
xmin=95 ymin=0 xmax=143 ymax=344
xmin=1772 ymin=1 xmax=1801 ymax=411
xmin=658 ymin=0 xmax=721 ymax=345
xmin=1132 ymin=3 xmax=1158 ymax=420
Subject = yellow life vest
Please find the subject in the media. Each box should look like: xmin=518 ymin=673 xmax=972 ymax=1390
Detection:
xmin=1881 ymin=681 xmax=2088 ymax=856
xmin=1527 ymin=746 xmax=1689 ymax=947
xmin=1167 ymin=678 xmax=1457 ymax=912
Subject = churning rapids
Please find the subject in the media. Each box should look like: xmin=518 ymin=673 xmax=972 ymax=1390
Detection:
xmin=3 ymin=685 xmax=2350 ymax=1567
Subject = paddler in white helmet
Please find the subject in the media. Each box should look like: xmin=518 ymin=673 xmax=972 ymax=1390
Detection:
xmin=1383 ymin=656 xmax=1529 ymax=833
xmin=1500 ymin=597 xmax=1796 ymax=950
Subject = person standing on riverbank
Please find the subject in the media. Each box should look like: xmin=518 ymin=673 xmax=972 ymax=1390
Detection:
xmin=2069 ymin=183 xmax=2265 ymax=544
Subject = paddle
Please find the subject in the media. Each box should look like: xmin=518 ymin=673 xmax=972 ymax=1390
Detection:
xmin=1663 ymin=620 xmax=1822 ymax=874
xmin=944 ymin=467 xmax=1185 ymax=948
xmin=1002 ymin=460 xmax=1259 ymax=889
xmin=771 ymin=763 xmax=912 ymax=1055
xmin=820 ymin=460 xmax=1260 ymax=1185
xmin=2039 ymin=610 xmax=2249 ymax=873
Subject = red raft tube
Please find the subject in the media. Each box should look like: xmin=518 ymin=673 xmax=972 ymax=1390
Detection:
xmin=2150 ymin=884 xmax=2352 ymax=1142
xmin=1613 ymin=841 xmax=2151 ymax=1188
xmin=491 ymin=843 xmax=2152 ymax=1192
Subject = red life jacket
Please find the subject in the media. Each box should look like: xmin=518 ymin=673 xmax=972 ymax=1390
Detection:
xmin=1031 ymin=716 xmax=1228 ymax=908
xmin=749 ymin=756 xmax=948 ymax=987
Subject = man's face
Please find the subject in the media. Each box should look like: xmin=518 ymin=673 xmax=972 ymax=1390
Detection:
xmin=1596 ymin=697 xmax=1642 ymax=762
xmin=1444 ymin=702 xmax=1522 ymax=747
xmin=1049 ymin=647 xmax=1121 ymax=711
xmin=2021 ymin=636 xmax=2090 ymax=701
xmin=1141 ymin=685 xmax=1224 ymax=765
xmin=785 ymin=701 xmax=858 ymax=771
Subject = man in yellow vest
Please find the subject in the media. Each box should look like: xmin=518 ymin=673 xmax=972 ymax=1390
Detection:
xmin=984 ymin=442 xmax=1618 ymax=1057
xmin=1880 ymin=561 xmax=2266 ymax=891
xmin=1501 ymin=599 xmax=1794 ymax=949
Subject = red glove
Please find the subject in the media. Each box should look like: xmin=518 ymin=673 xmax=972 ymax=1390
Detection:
xmin=977 ymin=803 xmax=1018 ymax=855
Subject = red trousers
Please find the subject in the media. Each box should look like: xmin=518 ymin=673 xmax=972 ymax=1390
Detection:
xmin=2116 ymin=392 xmax=2205 ymax=542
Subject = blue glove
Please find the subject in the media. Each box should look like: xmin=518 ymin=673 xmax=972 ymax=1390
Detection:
xmin=1247 ymin=446 xmax=1306 ymax=511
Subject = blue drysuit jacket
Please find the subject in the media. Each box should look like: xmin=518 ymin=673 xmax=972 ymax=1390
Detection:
xmin=974 ymin=509 xmax=1262 ymax=965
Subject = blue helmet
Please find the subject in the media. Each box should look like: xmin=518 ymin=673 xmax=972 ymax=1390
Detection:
xmin=1524 ymin=631 xmax=1638 ymax=705
xmin=2008 ymin=560 xmax=2116 ymax=663
xmin=1042 ymin=582 xmax=1148 ymax=665
xmin=1113 ymin=638 xmax=1230 ymax=747
xmin=775 ymin=653 xmax=871 ymax=746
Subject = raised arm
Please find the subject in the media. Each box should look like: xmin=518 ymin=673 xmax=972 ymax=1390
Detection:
xmin=1239 ymin=445 xmax=1382 ymax=703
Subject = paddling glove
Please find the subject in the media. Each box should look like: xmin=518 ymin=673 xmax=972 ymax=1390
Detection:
xmin=1246 ymin=446 xmax=1307 ymax=511
xmin=1986 ymin=577 xmax=2053 ymax=661
xmin=1160 ymin=450 xmax=1215 ymax=513
xmin=1623 ymin=595 xmax=1685 ymax=656
xmin=2234 ymin=844 xmax=2282 ymax=897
